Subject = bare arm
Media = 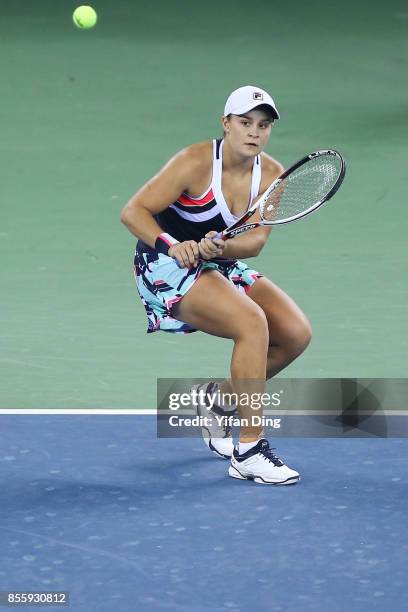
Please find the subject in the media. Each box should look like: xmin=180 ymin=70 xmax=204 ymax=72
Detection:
xmin=222 ymin=226 xmax=272 ymax=259
xmin=120 ymin=147 xmax=206 ymax=267
xmin=121 ymin=148 xmax=196 ymax=246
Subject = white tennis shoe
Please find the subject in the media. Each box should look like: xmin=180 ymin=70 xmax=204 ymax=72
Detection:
xmin=229 ymin=439 xmax=300 ymax=485
xmin=192 ymin=383 xmax=235 ymax=459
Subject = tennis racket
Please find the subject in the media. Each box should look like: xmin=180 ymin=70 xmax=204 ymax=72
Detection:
xmin=216 ymin=149 xmax=346 ymax=240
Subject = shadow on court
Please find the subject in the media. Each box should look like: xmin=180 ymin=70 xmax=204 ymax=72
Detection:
xmin=0 ymin=416 xmax=406 ymax=611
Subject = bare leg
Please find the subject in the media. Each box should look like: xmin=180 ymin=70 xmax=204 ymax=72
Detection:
xmin=218 ymin=276 xmax=311 ymax=381
xmin=248 ymin=277 xmax=312 ymax=378
xmin=173 ymin=270 xmax=269 ymax=441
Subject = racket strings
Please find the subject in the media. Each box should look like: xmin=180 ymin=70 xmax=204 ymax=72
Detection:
xmin=260 ymin=155 xmax=343 ymax=223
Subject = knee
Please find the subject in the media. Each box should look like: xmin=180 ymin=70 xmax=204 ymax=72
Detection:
xmin=237 ymin=306 xmax=269 ymax=345
xmin=289 ymin=317 xmax=312 ymax=356
xmin=281 ymin=316 xmax=312 ymax=359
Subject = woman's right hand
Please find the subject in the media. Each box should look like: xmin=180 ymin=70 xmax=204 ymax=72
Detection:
xmin=199 ymin=231 xmax=226 ymax=260
xmin=168 ymin=241 xmax=200 ymax=268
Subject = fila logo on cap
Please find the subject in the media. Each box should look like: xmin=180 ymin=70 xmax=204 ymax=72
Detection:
xmin=223 ymin=86 xmax=280 ymax=120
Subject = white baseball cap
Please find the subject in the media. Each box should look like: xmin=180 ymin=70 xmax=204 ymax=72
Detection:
xmin=224 ymin=85 xmax=280 ymax=120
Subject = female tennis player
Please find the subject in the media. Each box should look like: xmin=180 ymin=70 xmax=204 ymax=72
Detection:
xmin=121 ymin=86 xmax=312 ymax=485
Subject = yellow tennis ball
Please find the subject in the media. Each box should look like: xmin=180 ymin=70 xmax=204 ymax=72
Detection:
xmin=73 ymin=5 xmax=98 ymax=29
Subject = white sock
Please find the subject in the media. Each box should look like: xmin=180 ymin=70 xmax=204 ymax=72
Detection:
xmin=238 ymin=440 xmax=259 ymax=455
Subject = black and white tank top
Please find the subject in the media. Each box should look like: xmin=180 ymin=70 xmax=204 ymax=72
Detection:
xmin=137 ymin=138 xmax=261 ymax=254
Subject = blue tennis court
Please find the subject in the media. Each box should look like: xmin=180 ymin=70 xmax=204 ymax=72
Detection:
xmin=1 ymin=416 xmax=406 ymax=611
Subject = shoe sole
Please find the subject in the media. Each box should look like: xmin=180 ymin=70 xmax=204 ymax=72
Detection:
xmin=228 ymin=464 xmax=300 ymax=485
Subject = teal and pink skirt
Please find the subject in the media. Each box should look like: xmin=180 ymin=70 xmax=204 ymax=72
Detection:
xmin=134 ymin=245 xmax=262 ymax=334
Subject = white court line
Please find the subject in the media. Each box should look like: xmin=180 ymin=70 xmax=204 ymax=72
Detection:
xmin=0 ymin=409 xmax=157 ymax=415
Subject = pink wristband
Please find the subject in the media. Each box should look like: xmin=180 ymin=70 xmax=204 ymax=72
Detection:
xmin=155 ymin=233 xmax=179 ymax=256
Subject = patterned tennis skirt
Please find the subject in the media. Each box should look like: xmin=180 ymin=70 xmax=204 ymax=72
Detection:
xmin=134 ymin=250 xmax=263 ymax=333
